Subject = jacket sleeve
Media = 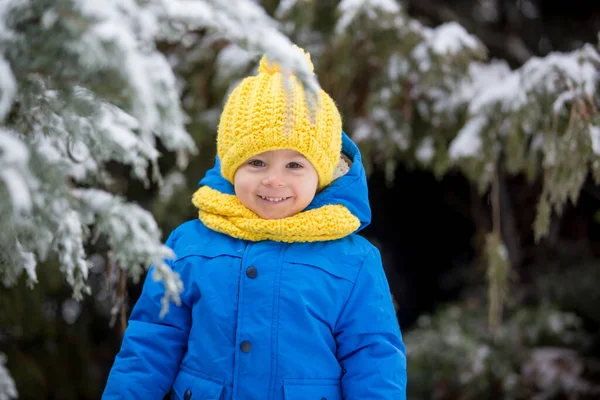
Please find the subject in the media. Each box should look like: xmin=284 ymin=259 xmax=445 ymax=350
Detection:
xmin=102 ymin=230 xmax=191 ymax=400
xmin=335 ymin=248 xmax=407 ymax=400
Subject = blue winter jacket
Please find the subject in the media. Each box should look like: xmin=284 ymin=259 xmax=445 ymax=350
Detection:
xmin=102 ymin=132 xmax=407 ymax=399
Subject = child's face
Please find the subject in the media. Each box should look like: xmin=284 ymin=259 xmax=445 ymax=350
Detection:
xmin=234 ymin=149 xmax=319 ymax=219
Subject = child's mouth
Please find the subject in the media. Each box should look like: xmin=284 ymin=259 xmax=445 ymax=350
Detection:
xmin=257 ymin=195 xmax=291 ymax=203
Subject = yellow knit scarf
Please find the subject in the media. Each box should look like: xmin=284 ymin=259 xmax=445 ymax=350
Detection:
xmin=192 ymin=186 xmax=360 ymax=243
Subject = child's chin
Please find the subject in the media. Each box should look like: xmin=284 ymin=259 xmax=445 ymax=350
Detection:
xmin=258 ymin=212 xmax=288 ymax=220
xmin=255 ymin=208 xmax=293 ymax=220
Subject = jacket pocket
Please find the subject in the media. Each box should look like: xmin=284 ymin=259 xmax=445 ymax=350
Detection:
xmin=283 ymin=378 xmax=342 ymax=400
xmin=171 ymin=368 xmax=224 ymax=400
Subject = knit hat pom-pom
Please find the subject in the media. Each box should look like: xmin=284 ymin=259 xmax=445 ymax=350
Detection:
xmin=258 ymin=55 xmax=281 ymax=75
xmin=258 ymin=45 xmax=314 ymax=76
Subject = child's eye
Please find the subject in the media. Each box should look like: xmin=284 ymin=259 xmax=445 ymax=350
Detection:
xmin=287 ymin=162 xmax=303 ymax=169
xmin=249 ymin=160 xmax=265 ymax=167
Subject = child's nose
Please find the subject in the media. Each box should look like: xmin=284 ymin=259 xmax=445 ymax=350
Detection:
xmin=262 ymin=175 xmax=284 ymax=187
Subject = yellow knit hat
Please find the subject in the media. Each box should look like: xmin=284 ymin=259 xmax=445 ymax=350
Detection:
xmin=217 ymin=47 xmax=342 ymax=189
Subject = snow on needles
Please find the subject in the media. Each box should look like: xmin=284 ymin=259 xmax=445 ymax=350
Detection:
xmin=73 ymin=0 xmax=196 ymax=157
xmin=336 ymin=0 xmax=402 ymax=33
xmin=449 ymin=44 xmax=599 ymax=160
xmin=422 ymin=22 xmax=480 ymax=56
xmin=590 ymin=125 xmax=600 ymax=155
xmin=0 ymin=56 xmax=15 ymax=121
xmin=73 ymin=188 xmax=182 ymax=312
xmin=56 ymin=210 xmax=90 ymax=299
xmin=449 ymin=116 xmax=485 ymax=159
xmin=0 ymin=354 xmax=17 ymax=400
xmin=0 ymin=129 xmax=33 ymax=214
xmin=411 ymin=22 xmax=484 ymax=74
xmin=0 ymin=0 xmax=328 ymax=326
xmin=469 ymin=44 xmax=599 ymax=117
xmin=160 ymin=0 xmax=319 ymax=98
xmin=435 ymin=60 xmax=513 ymax=115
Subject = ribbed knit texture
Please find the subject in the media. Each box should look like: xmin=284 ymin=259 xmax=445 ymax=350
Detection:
xmin=217 ymin=47 xmax=342 ymax=189
xmin=192 ymin=186 xmax=360 ymax=243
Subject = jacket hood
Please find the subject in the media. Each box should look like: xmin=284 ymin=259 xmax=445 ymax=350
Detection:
xmin=198 ymin=131 xmax=371 ymax=232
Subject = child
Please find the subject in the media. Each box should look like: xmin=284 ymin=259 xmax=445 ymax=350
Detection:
xmin=102 ymin=47 xmax=407 ymax=400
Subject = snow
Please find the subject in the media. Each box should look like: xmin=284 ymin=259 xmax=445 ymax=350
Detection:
xmin=441 ymin=42 xmax=599 ymax=164
xmin=215 ymin=43 xmax=254 ymax=84
xmin=552 ymin=90 xmax=576 ymax=114
xmin=0 ymin=129 xmax=32 ymax=213
xmin=35 ymin=133 xmax=99 ymax=183
xmin=338 ymin=0 xmax=401 ymax=18
xmin=523 ymin=347 xmax=592 ymax=394
xmin=391 ymin=130 xmax=409 ymax=151
xmin=590 ymin=125 xmax=600 ymax=155
xmin=98 ymin=108 xmax=141 ymax=151
xmin=427 ymin=22 xmax=480 ymax=56
xmin=275 ymin=0 xmax=300 ymax=18
xmin=371 ymin=106 xmax=389 ymax=122
xmin=387 ymin=54 xmax=410 ymax=81
xmin=56 ymin=210 xmax=90 ymax=299
xmin=351 ymin=118 xmax=374 ymax=143
xmin=15 ymin=240 xmax=37 ymax=284
xmin=522 ymin=44 xmax=599 ymax=98
xmin=0 ymin=0 xmax=16 ymax=42
xmin=432 ymin=60 xmax=512 ymax=115
xmin=62 ymin=298 xmax=82 ymax=324
xmin=71 ymin=0 xmax=196 ymax=165
xmin=0 ymin=56 xmax=16 ymax=120
xmin=336 ymin=0 xmax=402 ymax=33
xmin=469 ymin=69 xmax=523 ymax=114
xmin=30 ymin=87 xmax=159 ymax=183
xmin=410 ymin=22 xmax=482 ymax=76
xmin=73 ymin=188 xmax=181 ymax=314
xmin=449 ymin=116 xmax=486 ymax=159
xmin=438 ymin=42 xmax=598 ymax=126
xmin=67 ymin=139 xmax=91 ymax=163
xmin=442 ymin=43 xmax=599 ymax=163
xmin=142 ymin=51 xmax=196 ymax=158
xmin=0 ymin=354 xmax=17 ymax=400
xmin=0 ymin=169 xmax=32 ymax=213
xmin=160 ymin=0 xmax=319 ymax=97
xmin=445 ymin=43 xmax=599 ymax=160
xmin=80 ymin=16 xmax=157 ymax=134
xmin=158 ymin=171 xmax=186 ymax=202
xmin=96 ymin=105 xmax=159 ymax=180
xmin=26 ymin=87 xmax=156 ymax=184
xmin=0 ymin=129 xmax=29 ymax=166
xmin=41 ymin=8 xmax=59 ymax=28
xmin=159 ymin=0 xmax=216 ymax=29
xmin=541 ymin=46 xmax=600 ymax=113
xmin=416 ymin=137 xmax=435 ymax=163
xmin=498 ymin=242 xmax=508 ymax=261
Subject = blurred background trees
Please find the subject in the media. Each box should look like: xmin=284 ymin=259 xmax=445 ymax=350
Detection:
xmin=1 ymin=0 xmax=599 ymax=399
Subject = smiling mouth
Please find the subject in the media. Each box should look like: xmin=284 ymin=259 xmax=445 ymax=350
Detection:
xmin=257 ymin=195 xmax=291 ymax=203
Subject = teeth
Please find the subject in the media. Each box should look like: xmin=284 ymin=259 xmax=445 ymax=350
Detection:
xmin=260 ymin=196 xmax=287 ymax=202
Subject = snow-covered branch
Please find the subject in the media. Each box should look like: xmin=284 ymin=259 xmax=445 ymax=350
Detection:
xmin=0 ymin=0 xmax=321 ymax=312
xmin=0 ymin=355 xmax=17 ymax=400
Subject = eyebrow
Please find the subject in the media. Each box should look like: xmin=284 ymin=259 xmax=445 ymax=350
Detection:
xmin=287 ymin=154 xmax=308 ymax=160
